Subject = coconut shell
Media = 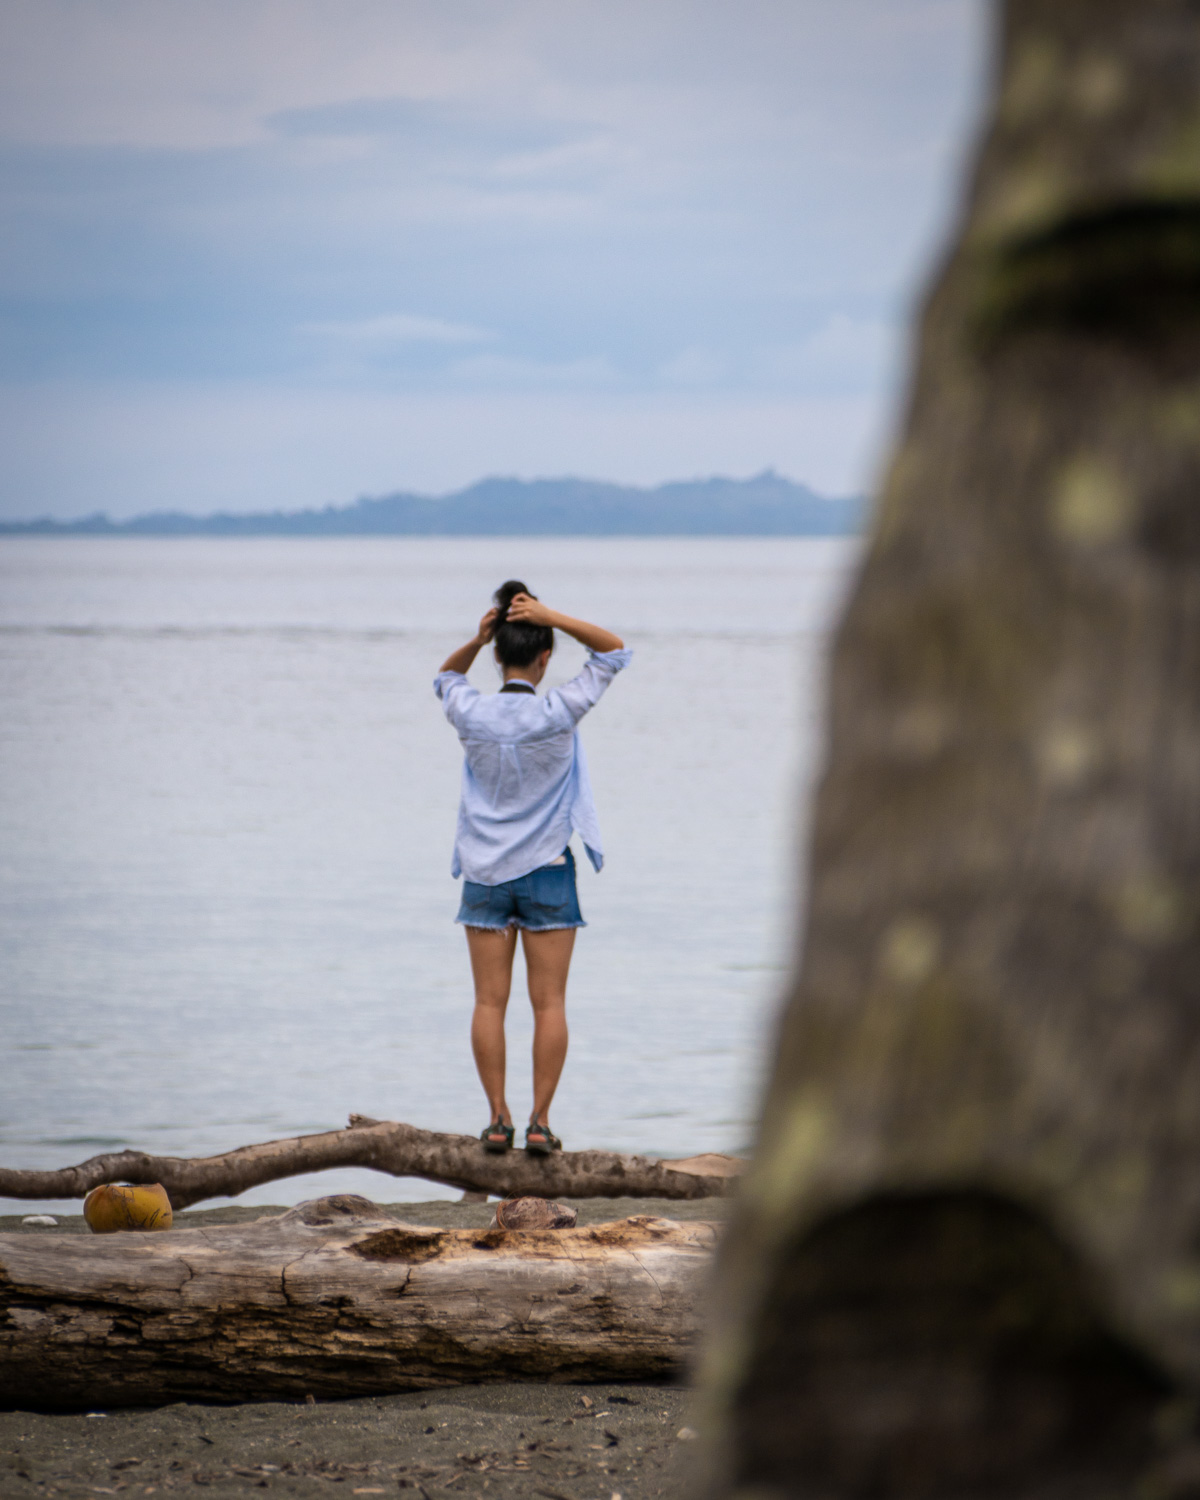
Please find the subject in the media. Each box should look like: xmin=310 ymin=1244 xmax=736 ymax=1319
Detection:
xmin=83 ymin=1182 xmax=173 ymax=1233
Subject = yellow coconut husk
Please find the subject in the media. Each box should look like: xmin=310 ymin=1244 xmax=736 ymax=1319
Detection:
xmin=83 ymin=1182 xmax=173 ymax=1233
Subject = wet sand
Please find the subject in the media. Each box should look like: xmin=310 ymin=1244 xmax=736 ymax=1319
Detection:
xmin=0 ymin=1198 xmax=724 ymax=1498
xmin=0 ymin=1384 xmax=700 ymax=1499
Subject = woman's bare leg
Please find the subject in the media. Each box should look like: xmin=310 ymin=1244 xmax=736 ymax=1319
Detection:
xmin=522 ymin=927 xmax=576 ymax=1136
xmin=466 ymin=926 xmax=518 ymax=1125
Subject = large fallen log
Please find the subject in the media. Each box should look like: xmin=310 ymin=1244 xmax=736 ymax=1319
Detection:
xmin=0 ymin=1196 xmax=717 ymax=1410
xmin=0 ymin=1116 xmax=742 ymax=1210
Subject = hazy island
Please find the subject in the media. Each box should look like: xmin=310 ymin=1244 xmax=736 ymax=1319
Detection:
xmin=0 ymin=471 xmax=864 ymax=537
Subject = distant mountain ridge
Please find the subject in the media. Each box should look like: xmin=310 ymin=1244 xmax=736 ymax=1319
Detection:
xmin=1 ymin=471 xmax=865 ymax=537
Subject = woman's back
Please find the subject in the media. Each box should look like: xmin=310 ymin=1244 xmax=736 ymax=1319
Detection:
xmin=435 ymin=647 xmax=630 ymax=885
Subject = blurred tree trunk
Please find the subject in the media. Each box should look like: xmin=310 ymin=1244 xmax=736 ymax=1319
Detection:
xmin=700 ymin=2 xmax=1200 ymax=1495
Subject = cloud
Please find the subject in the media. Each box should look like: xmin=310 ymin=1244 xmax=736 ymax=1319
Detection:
xmin=760 ymin=315 xmax=903 ymax=394
xmin=488 ymin=134 xmax=622 ymax=186
xmin=658 ymin=348 xmax=725 ymax=388
xmin=0 ymin=1 xmax=983 ymax=155
xmin=0 ymin=381 xmax=891 ymax=520
xmin=300 ymin=313 xmax=492 ymax=346
xmin=447 ymin=354 xmax=619 ymax=388
xmin=0 ymin=0 xmax=987 ymax=513
xmin=0 ymin=1 xmax=520 ymax=151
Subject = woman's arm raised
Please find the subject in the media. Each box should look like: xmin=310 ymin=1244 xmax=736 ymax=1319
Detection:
xmin=439 ymin=608 xmax=499 ymax=675
xmin=505 ymin=594 xmax=624 ymax=653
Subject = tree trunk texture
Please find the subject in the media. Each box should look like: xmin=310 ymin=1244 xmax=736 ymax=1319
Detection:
xmin=0 ymin=1197 xmax=717 ymax=1411
xmin=0 ymin=1116 xmax=740 ymax=1210
xmin=700 ymin=2 xmax=1200 ymax=1497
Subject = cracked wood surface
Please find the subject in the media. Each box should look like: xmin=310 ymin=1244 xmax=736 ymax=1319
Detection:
xmin=0 ymin=1116 xmax=743 ymax=1208
xmin=0 ymin=1199 xmax=718 ymax=1410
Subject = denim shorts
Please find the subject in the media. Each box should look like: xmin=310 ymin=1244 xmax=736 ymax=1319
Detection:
xmin=456 ymin=847 xmax=585 ymax=932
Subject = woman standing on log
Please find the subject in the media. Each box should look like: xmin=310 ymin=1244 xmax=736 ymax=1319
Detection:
xmin=435 ymin=581 xmax=631 ymax=1156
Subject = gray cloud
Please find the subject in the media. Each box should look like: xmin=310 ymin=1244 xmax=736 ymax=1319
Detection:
xmin=0 ymin=0 xmax=986 ymax=516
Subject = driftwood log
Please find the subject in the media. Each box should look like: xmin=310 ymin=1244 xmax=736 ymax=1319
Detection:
xmin=0 ymin=1116 xmax=742 ymax=1210
xmin=0 ymin=1196 xmax=716 ymax=1411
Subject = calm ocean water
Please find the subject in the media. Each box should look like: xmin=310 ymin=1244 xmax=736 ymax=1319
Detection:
xmin=0 ymin=536 xmax=859 ymax=1211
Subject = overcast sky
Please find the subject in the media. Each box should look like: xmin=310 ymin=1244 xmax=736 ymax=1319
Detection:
xmin=0 ymin=0 xmax=987 ymax=520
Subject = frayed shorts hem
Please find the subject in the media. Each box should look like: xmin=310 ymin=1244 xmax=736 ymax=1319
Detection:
xmin=456 ymin=917 xmax=587 ymax=933
xmin=454 ymin=848 xmax=585 ymax=932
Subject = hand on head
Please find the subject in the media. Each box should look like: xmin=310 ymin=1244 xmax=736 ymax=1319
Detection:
xmin=504 ymin=593 xmax=553 ymax=628
xmin=477 ymin=607 xmax=499 ymax=643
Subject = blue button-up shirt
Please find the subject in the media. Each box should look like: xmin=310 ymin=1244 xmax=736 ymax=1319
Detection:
xmin=434 ymin=647 xmax=633 ymax=886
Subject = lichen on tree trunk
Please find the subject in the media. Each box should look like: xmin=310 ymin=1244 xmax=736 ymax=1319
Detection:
xmin=700 ymin=2 xmax=1200 ymax=1495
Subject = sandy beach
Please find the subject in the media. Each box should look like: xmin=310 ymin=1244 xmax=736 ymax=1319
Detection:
xmin=0 ymin=1383 xmax=700 ymax=1499
xmin=0 ymin=1197 xmax=724 ymax=1498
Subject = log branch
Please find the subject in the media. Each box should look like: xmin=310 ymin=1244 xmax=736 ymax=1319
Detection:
xmin=0 ymin=1198 xmax=717 ymax=1409
xmin=0 ymin=1116 xmax=743 ymax=1209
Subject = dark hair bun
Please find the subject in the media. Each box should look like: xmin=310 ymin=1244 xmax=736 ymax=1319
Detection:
xmin=492 ymin=579 xmax=555 ymax=669
xmin=494 ymin=579 xmax=531 ymax=624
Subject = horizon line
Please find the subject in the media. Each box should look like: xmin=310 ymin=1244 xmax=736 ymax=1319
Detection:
xmin=0 ymin=469 xmax=866 ymax=534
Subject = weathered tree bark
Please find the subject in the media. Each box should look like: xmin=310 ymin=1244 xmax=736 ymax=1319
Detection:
xmin=700 ymin=2 xmax=1200 ymax=1496
xmin=0 ymin=1116 xmax=740 ymax=1209
xmin=0 ymin=1196 xmax=717 ymax=1411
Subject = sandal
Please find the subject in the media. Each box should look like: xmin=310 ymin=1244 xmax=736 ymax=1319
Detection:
xmin=481 ymin=1119 xmax=514 ymax=1153
xmin=524 ymin=1121 xmax=562 ymax=1156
